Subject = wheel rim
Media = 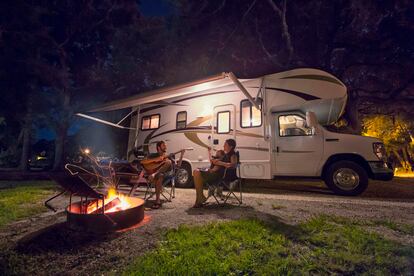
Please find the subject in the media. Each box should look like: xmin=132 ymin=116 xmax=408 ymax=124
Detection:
xmin=176 ymin=168 xmax=189 ymax=185
xmin=333 ymin=168 xmax=360 ymax=191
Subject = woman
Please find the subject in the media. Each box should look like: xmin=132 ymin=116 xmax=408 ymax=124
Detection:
xmin=193 ymin=139 xmax=237 ymax=207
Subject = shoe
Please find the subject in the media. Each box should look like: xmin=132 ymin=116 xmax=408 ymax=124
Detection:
xmin=151 ymin=202 xmax=161 ymax=209
xmin=192 ymin=200 xmax=207 ymax=208
xmin=192 ymin=203 xmax=204 ymax=208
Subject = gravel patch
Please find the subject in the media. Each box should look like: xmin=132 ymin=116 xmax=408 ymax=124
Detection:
xmin=0 ymin=178 xmax=413 ymax=275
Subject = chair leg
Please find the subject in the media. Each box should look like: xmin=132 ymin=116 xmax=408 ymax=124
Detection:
xmin=171 ymin=178 xmax=175 ymax=199
xmin=239 ymin=179 xmax=243 ymax=204
xmin=128 ymin=183 xmax=138 ymax=196
xmin=159 ymin=177 xmax=175 ymax=202
xmin=144 ymin=182 xmax=154 ymax=201
xmin=205 ymin=184 xmax=220 ymax=204
xmin=223 ymin=180 xmax=242 ymax=205
xmin=161 ymin=187 xmax=172 ymax=202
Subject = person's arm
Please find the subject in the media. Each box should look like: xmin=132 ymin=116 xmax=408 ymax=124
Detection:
xmin=211 ymin=154 xmax=237 ymax=168
xmin=207 ymin=147 xmax=212 ymax=162
xmin=208 ymin=165 xmax=221 ymax=173
xmin=177 ymin=149 xmax=185 ymax=167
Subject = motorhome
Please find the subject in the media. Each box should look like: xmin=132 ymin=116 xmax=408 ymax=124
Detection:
xmin=78 ymin=68 xmax=393 ymax=196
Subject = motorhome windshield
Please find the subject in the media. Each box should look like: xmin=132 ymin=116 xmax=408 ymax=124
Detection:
xmin=278 ymin=114 xmax=312 ymax=136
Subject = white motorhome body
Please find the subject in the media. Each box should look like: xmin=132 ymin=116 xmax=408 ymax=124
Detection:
xmin=80 ymin=68 xmax=393 ymax=195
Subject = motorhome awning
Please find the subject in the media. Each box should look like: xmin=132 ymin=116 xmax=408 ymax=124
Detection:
xmin=85 ymin=72 xmax=259 ymax=113
xmin=76 ymin=72 xmax=261 ymax=129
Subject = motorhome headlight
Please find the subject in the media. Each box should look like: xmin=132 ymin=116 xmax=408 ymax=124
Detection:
xmin=373 ymin=142 xmax=386 ymax=161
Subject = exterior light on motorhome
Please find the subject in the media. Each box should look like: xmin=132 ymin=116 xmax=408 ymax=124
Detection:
xmin=83 ymin=148 xmax=90 ymax=154
xmin=197 ymin=103 xmax=213 ymax=118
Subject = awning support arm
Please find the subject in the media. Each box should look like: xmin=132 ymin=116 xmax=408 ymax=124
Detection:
xmin=117 ymin=109 xmax=135 ymax=125
xmin=255 ymin=77 xmax=265 ymax=99
xmin=226 ymin=72 xmax=261 ymax=110
xmin=75 ymin=113 xmax=136 ymax=130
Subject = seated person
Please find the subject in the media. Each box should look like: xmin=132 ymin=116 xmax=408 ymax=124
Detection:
xmin=141 ymin=141 xmax=173 ymax=209
xmin=193 ymin=139 xmax=237 ymax=207
xmin=193 ymin=149 xmax=225 ymax=206
xmin=140 ymin=141 xmax=186 ymax=209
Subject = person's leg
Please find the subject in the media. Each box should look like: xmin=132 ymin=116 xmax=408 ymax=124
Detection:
xmin=155 ymin=174 xmax=163 ymax=204
xmin=149 ymin=159 xmax=172 ymax=181
xmin=157 ymin=159 xmax=172 ymax=174
xmin=193 ymin=169 xmax=206 ymax=205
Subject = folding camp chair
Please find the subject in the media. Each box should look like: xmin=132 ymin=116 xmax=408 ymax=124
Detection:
xmin=205 ymin=151 xmax=242 ymax=205
xmin=112 ymin=163 xmax=148 ymax=196
xmin=142 ymin=150 xmax=187 ymax=202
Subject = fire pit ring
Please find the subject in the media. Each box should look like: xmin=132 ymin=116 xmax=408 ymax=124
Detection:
xmin=66 ymin=197 xmax=145 ymax=233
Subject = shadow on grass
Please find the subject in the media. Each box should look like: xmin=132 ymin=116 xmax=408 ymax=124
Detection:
xmin=127 ymin=207 xmax=414 ymax=275
xmin=15 ymin=222 xmax=120 ymax=254
xmin=185 ymin=203 xmax=301 ymax=238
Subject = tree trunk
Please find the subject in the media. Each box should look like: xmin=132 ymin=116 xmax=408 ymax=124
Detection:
xmin=345 ymin=91 xmax=361 ymax=134
xmin=18 ymin=94 xmax=33 ymax=171
xmin=52 ymin=92 xmax=70 ymax=171
xmin=392 ymin=150 xmax=405 ymax=169
xmin=10 ymin=128 xmax=24 ymax=165
xmin=401 ymin=147 xmax=411 ymax=172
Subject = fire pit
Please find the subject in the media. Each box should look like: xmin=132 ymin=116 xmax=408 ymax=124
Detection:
xmin=48 ymin=173 xmax=145 ymax=233
xmin=67 ymin=194 xmax=144 ymax=233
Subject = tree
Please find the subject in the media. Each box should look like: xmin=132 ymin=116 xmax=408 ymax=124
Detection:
xmin=362 ymin=115 xmax=413 ymax=171
xmin=0 ymin=0 xmax=140 ymax=170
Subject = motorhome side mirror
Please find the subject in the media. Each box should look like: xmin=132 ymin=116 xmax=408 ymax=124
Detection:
xmin=306 ymin=111 xmax=318 ymax=128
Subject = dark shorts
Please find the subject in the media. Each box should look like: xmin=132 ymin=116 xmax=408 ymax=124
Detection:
xmin=200 ymin=170 xmax=221 ymax=183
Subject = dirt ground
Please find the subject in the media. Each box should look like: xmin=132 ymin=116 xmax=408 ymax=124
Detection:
xmin=0 ymin=177 xmax=413 ymax=275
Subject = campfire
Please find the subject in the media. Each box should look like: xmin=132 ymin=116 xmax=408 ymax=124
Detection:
xmin=86 ymin=187 xmax=132 ymax=214
xmin=48 ymin=173 xmax=145 ymax=233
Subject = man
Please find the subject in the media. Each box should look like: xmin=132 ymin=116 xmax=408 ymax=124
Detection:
xmin=147 ymin=141 xmax=172 ymax=209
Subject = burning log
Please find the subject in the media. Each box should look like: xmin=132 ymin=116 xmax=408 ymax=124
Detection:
xmin=90 ymin=197 xmax=121 ymax=214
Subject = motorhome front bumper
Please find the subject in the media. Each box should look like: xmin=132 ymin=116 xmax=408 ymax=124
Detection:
xmin=368 ymin=161 xmax=394 ymax=181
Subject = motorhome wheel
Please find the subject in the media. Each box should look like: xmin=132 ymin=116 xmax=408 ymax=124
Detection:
xmin=324 ymin=161 xmax=368 ymax=196
xmin=175 ymin=162 xmax=193 ymax=188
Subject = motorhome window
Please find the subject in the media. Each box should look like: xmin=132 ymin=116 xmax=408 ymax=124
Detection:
xmin=217 ymin=111 xmax=230 ymax=134
xmin=176 ymin=111 xmax=187 ymax=129
xmin=278 ymin=114 xmax=311 ymax=137
xmin=240 ymin=99 xmax=262 ymax=128
xmin=141 ymin=114 xmax=160 ymax=130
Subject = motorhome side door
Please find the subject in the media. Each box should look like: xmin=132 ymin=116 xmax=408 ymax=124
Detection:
xmin=272 ymin=112 xmax=323 ymax=176
xmin=212 ymin=104 xmax=236 ymax=152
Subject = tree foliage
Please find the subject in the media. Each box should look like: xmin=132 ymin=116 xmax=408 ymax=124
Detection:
xmin=362 ymin=115 xmax=413 ymax=170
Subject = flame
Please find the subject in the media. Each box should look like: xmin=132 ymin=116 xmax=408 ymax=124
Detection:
xmin=86 ymin=187 xmax=132 ymax=214
xmin=107 ymin=187 xmax=117 ymax=201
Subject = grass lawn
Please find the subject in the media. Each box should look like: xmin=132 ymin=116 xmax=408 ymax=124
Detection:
xmin=0 ymin=181 xmax=56 ymax=228
xmin=125 ymin=217 xmax=414 ymax=275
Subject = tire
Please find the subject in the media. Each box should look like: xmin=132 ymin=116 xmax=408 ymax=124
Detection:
xmin=324 ymin=160 xmax=368 ymax=196
xmin=175 ymin=162 xmax=193 ymax=188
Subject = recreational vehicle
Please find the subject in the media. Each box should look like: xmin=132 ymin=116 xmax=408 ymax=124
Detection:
xmin=78 ymin=68 xmax=393 ymax=196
